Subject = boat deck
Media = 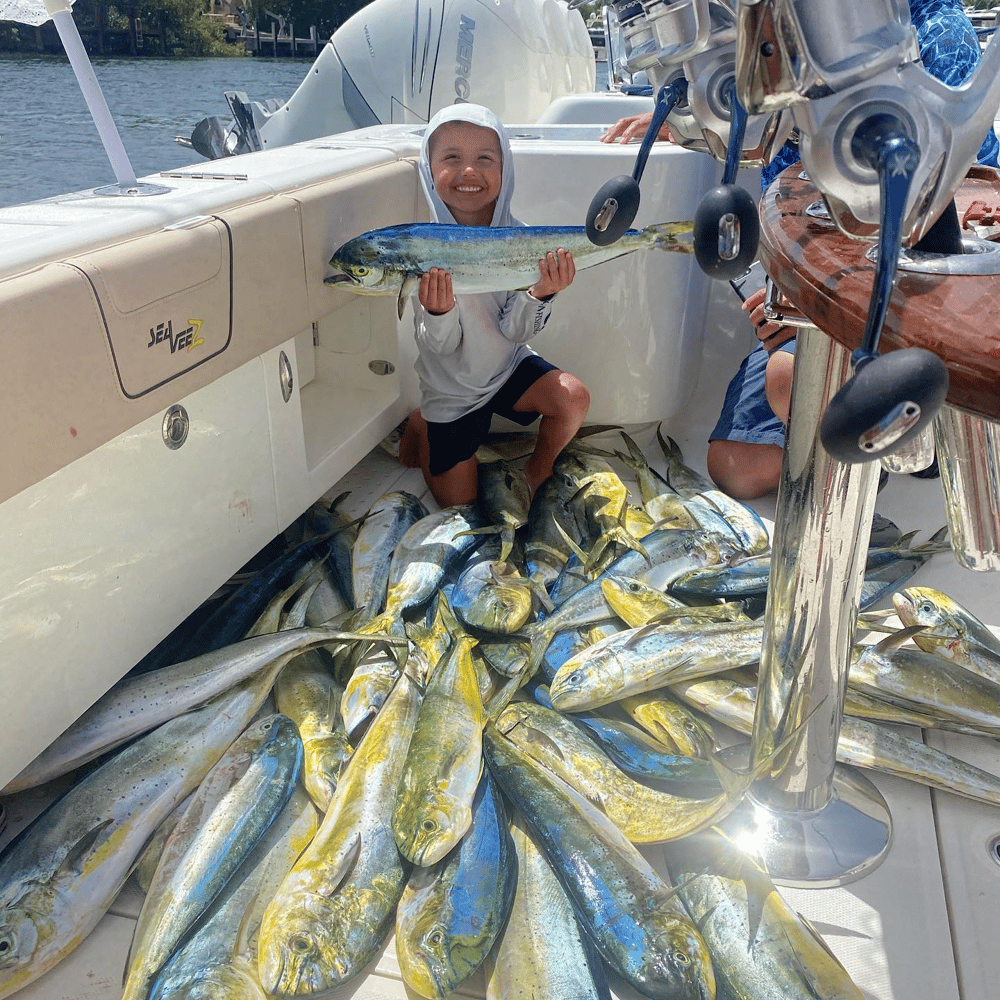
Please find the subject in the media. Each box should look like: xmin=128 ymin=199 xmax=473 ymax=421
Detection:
xmin=3 ymin=278 xmax=1000 ymax=1000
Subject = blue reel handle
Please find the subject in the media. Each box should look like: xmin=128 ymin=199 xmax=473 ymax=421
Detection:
xmin=586 ymin=80 xmax=687 ymax=246
xmin=692 ymin=81 xmax=758 ymax=279
xmin=819 ymin=114 xmax=949 ymax=463
xmin=820 ymin=349 xmax=949 ymax=463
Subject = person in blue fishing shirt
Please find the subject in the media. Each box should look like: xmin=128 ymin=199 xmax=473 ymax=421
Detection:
xmin=603 ymin=0 xmax=999 ymax=499
xmin=396 ymin=103 xmax=590 ymax=508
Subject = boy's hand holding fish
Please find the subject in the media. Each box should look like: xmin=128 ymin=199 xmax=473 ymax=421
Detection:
xmin=419 ymin=248 xmax=576 ymax=315
xmin=527 ymin=247 xmax=576 ymax=300
xmin=419 ymin=268 xmax=456 ymax=315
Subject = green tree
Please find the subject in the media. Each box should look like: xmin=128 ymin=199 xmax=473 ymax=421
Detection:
xmin=67 ymin=0 xmax=236 ymax=56
xmin=134 ymin=0 xmax=233 ymax=55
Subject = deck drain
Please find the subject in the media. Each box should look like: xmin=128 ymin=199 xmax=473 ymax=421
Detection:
xmin=368 ymin=359 xmax=395 ymax=376
xmin=988 ymin=834 xmax=1000 ymax=866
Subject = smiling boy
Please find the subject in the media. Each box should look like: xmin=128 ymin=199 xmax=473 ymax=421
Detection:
xmin=397 ymin=104 xmax=590 ymax=507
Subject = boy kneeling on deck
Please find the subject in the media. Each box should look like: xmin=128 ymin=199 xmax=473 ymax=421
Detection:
xmin=397 ymin=104 xmax=590 ymax=507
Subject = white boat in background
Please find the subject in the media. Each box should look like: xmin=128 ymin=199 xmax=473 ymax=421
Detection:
xmin=3 ymin=2 xmax=1000 ymax=999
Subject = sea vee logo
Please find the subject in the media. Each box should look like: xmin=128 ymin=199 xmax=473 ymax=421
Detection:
xmin=147 ymin=318 xmax=206 ymax=354
xmin=454 ymin=15 xmax=475 ymax=102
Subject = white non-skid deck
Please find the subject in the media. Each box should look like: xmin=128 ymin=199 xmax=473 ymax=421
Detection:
xmin=3 ymin=278 xmax=1000 ymax=1000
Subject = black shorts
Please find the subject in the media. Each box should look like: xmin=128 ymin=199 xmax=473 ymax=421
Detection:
xmin=427 ymin=355 xmax=557 ymax=477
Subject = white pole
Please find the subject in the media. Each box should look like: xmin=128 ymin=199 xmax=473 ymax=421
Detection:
xmin=44 ymin=0 xmax=138 ymax=188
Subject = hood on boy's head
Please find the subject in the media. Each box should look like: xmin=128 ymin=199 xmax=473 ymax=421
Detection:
xmin=418 ymin=103 xmax=519 ymax=227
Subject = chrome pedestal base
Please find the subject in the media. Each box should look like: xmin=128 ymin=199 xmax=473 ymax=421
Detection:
xmin=93 ymin=182 xmax=172 ymax=197
xmin=718 ymin=743 xmax=893 ymax=888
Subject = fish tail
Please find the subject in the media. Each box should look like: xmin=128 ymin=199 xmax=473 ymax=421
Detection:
xmin=584 ymin=527 xmax=650 ymax=576
xmin=454 ymin=524 xmax=500 ymax=542
xmin=656 ymin=423 xmax=683 ymax=466
xmin=929 ymin=525 xmax=950 ymax=546
xmin=358 ymin=611 xmax=394 ymax=636
xmin=708 ymin=753 xmax=758 ymax=800
xmin=618 ymin=429 xmax=649 ymax=467
xmin=646 ymin=220 xmax=695 ymax=253
xmin=484 ymin=646 xmax=541 ymax=719
xmin=573 ymin=423 xmax=625 ymax=439
xmin=710 ymin=702 xmax=825 ymax=799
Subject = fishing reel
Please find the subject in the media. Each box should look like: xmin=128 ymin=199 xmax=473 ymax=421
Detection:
xmin=586 ymin=0 xmax=791 ymax=279
xmin=735 ymin=0 xmax=1000 ymax=462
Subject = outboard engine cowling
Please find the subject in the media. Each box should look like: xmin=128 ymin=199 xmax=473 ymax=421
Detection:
xmin=183 ymin=0 xmax=595 ymax=158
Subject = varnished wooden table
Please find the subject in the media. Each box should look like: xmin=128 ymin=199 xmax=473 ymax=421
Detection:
xmin=757 ymin=165 xmax=1000 ymax=420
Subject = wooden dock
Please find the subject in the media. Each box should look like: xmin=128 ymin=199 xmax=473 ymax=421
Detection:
xmin=232 ymin=23 xmax=324 ymax=58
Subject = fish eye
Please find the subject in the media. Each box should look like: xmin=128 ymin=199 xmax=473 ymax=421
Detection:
xmin=672 ymin=950 xmax=690 ymax=966
xmin=428 ymin=931 xmax=444 ymax=946
xmin=920 ymin=601 xmax=934 ymax=614
xmin=568 ymin=672 xmax=582 ymax=686
xmin=627 ymin=582 xmax=641 ymax=593
xmin=351 ymin=265 xmax=371 ymax=277
xmin=0 ymin=932 xmax=14 ymax=955
xmin=421 ymin=818 xmax=438 ymax=833
xmin=289 ymin=933 xmax=314 ymax=954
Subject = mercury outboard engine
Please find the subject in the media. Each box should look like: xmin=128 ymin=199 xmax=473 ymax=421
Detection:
xmin=181 ymin=0 xmax=595 ymax=159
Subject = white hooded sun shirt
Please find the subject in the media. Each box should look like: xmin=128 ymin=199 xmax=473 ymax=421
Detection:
xmin=413 ymin=103 xmax=554 ymax=424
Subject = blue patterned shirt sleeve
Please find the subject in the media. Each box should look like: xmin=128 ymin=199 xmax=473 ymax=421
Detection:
xmin=762 ymin=0 xmax=999 ymax=189
xmin=910 ymin=0 xmax=999 ymax=165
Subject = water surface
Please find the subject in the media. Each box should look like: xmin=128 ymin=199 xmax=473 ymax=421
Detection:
xmin=0 ymin=54 xmax=309 ymax=206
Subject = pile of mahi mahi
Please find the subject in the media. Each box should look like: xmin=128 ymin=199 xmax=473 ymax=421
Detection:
xmin=2 ymin=428 xmax=1000 ymax=1000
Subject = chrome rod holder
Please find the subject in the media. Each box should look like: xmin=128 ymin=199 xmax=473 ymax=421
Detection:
xmin=720 ymin=324 xmax=891 ymax=886
xmin=935 ymin=407 xmax=1000 ymax=571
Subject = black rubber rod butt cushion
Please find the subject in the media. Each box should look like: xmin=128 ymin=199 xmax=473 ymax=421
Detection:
xmin=819 ymin=348 xmax=950 ymax=463
xmin=693 ymin=184 xmax=759 ymax=279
